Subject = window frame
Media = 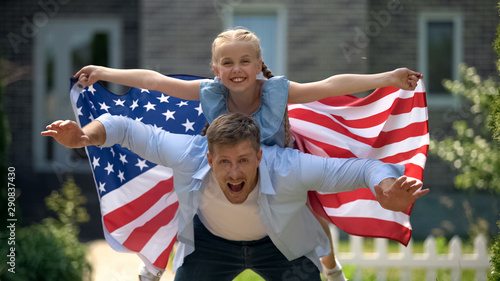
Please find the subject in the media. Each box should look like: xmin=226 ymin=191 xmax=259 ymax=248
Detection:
xmin=33 ymin=18 xmax=122 ymax=173
xmin=418 ymin=12 xmax=463 ymax=108
xmin=222 ymin=3 xmax=287 ymax=76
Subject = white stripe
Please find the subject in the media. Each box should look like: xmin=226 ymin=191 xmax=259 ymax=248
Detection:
xmin=290 ymin=118 xmax=429 ymax=160
xmin=100 ymin=165 xmax=173 ymax=216
xmin=289 ymin=106 xmax=427 ymax=139
xmin=139 ymin=215 xmax=179 ymax=262
xmin=365 ymin=135 xmax=429 ymax=160
xmin=290 ymin=89 xmax=420 ymax=121
xmin=382 ymin=107 xmax=428 ymax=132
xmin=323 ymin=200 xmax=412 ymax=229
xmin=109 ymin=191 xmax=178 ymax=244
xmin=396 ymin=152 xmax=428 ymax=168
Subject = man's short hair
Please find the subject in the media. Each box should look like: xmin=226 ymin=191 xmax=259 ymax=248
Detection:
xmin=206 ymin=112 xmax=261 ymax=153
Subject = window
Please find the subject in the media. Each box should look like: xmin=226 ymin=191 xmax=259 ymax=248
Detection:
xmin=222 ymin=4 xmax=287 ymax=76
xmin=418 ymin=12 xmax=463 ymax=107
xmin=33 ymin=19 xmax=122 ymax=173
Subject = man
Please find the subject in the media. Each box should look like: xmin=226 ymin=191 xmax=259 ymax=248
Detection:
xmin=42 ymin=112 xmax=428 ymax=280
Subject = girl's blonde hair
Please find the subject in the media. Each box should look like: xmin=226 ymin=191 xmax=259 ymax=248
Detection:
xmin=205 ymin=28 xmax=292 ymax=147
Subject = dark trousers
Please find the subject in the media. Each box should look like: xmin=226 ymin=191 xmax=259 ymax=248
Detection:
xmin=174 ymin=215 xmax=321 ymax=281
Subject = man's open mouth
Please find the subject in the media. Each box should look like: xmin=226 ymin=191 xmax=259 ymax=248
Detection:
xmin=227 ymin=182 xmax=244 ymax=192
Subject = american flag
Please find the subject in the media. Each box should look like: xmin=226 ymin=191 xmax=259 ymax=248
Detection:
xmin=70 ymin=76 xmax=428 ymax=271
xmin=69 ymin=75 xmax=206 ymax=271
xmin=289 ymin=83 xmax=428 ymax=246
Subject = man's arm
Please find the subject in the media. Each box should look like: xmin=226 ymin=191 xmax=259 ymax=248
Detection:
xmin=42 ymin=114 xmax=201 ymax=168
xmin=292 ymin=152 xmax=428 ymax=211
xmin=41 ymin=120 xmax=105 ymax=148
xmin=374 ymin=176 xmax=429 ymax=212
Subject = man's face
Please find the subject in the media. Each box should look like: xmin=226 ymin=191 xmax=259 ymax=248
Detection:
xmin=207 ymin=140 xmax=262 ymax=204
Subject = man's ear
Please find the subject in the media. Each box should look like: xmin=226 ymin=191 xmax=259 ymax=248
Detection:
xmin=257 ymin=149 xmax=262 ymax=164
xmin=207 ymin=151 xmax=213 ymax=166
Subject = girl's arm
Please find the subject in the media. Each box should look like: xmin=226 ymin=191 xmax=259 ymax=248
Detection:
xmin=287 ymin=68 xmax=422 ymax=104
xmin=74 ymin=65 xmax=202 ymax=101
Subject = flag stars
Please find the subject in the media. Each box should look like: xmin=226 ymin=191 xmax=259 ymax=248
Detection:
xmin=87 ymin=85 xmax=96 ymax=95
xmin=182 ymin=119 xmax=195 ymax=132
xmin=77 ymin=106 xmax=83 ymax=116
xmin=119 ymin=153 xmax=128 ymax=165
xmin=113 ymin=99 xmax=126 ymax=106
xmin=157 ymin=94 xmax=170 ymax=103
xmin=117 ymin=170 xmax=125 ymax=182
xmin=140 ymin=89 xmax=150 ymax=93
xmin=104 ymin=162 xmax=114 ymax=175
xmin=99 ymin=102 xmax=110 ymax=112
xmin=177 ymin=101 xmax=188 ymax=107
xmin=144 ymin=102 xmax=157 ymax=112
xmin=162 ymin=110 xmax=175 ymax=121
xmin=135 ymin=159 xmax=149 ymax=171
xmin=130 ymin=100 xmax=139 ymax=111
xmin=195 ymin=104 xmax=203 ymax=116
xmin=135 ymin=117 xmax=144 ymax=122
xmin=92 ymin=156 xmax=100 ymax=169
xmin=98 ymin=182 xmax=106 ymax=194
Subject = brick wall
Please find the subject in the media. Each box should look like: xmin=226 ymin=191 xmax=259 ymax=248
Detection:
xmin=0 ymin=0 xmax=141 ymax=237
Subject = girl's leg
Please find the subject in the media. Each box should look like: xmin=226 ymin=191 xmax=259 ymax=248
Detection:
xmin=306 ymin=198 xmax=347 ymax=281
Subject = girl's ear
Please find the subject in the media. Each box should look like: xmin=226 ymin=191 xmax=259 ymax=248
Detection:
xmin=257 ymin=59 xmax=263 ymax=73
xmin=212 ymin=64 xmax=220 ymax=78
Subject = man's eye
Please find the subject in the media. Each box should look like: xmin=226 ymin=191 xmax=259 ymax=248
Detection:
xmin=240 ymin=159 xmax=248 ymax=163
xmin=220 ymin=159 xmax=229 ymax=164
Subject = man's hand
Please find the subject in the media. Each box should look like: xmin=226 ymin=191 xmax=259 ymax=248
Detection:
xmin=41 ymin=120 xmax=91 ymax=148
xmin=374 ymin=176 xmax=429 ymax=212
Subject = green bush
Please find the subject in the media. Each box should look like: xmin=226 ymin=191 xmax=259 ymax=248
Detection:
xmin=429 ymin=64 xmax=500 ymax=193
xmin=0 ymin=178 xmax=92 ymax=281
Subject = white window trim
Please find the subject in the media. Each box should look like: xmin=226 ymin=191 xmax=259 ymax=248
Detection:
xmin=418 ymin=12 xmax=463 ymax=108
xmin=33 ymin=18 xmax=122 ymax=173
xmin=222 ymin=3 xmax=287 ymax=76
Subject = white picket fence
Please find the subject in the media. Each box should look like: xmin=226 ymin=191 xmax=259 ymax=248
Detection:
xmin=330 ymin=226 xmax=491 ymax=281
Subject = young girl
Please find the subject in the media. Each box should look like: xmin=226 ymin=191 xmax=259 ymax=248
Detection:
xmin=75 ymin=28 xmax=422 ymax=281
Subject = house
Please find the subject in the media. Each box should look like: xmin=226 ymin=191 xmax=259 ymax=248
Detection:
xmin=1 ymin=0 xmax=498 ymax=241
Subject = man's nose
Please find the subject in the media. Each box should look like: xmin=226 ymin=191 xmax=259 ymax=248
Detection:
xmin=227 ymin=164 xmax=241 ymax=179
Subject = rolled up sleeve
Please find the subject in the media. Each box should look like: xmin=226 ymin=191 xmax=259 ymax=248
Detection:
xmin=298 ymin=153 xmax=405 ymax=195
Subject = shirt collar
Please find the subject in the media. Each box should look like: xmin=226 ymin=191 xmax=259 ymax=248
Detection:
xmin=257 ymin=159 xmax=276 ymax=195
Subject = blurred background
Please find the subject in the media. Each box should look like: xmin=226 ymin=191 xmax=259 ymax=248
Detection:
xmin=0 ymin=0 xmax=499 ymax=280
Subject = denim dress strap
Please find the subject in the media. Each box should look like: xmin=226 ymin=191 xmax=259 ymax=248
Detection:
xmin=199 ymin=76 xmax=290 ymax=147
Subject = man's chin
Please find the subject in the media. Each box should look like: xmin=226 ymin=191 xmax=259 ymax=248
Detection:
xmin=223 ymin=192 xmax=247 ymax=205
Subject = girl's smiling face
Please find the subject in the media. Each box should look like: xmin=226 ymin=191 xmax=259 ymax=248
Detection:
xmin=212 ymin=42 xmax=263 ymax=94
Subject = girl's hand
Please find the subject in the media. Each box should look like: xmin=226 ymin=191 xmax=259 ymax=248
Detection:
xmin=390 ymin=68 xmax=423 ymax=91
xmin=74 ymin=65 xmax=102 ymax=87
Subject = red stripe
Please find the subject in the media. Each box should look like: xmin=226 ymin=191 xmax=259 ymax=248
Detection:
xmin=379 ymin=145 xmax=429 ymax=164
xmin=323 ymin=94 xmax=427 ymax=129
xmin=122 ymin=201 xmax=179 ymax=251
xmin=373 ymin=122 xmax=428 ymax=148
xmin=295 ymin=135 xmax=358 ymax=158
xmin=103 ymin=178 xmax=174 ymax=233
xmin=328 ymin=216 xmax=412 ymax=246
xmin=317 ymin=87 xmax=402 ymax=107
xmin=153 ymin=235 xmax=177 ymax=269
xmin=404 ymin=163 xmax=425 ymax=182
